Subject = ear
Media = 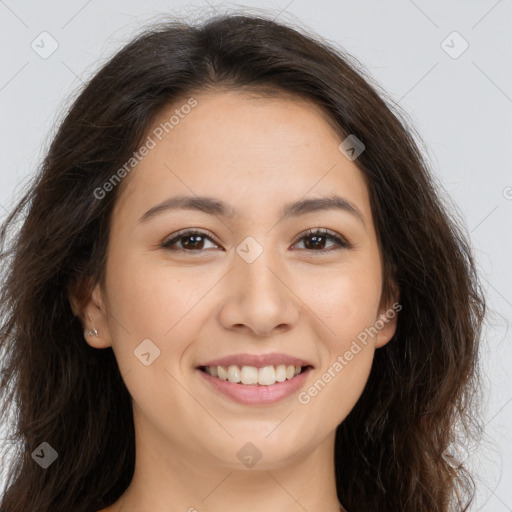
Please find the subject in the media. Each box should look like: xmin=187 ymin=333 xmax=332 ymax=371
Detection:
xmin=69 ymin=279 xmax=113 ymax=349
xmin=374 ymin=282 xmax=400 ymax=349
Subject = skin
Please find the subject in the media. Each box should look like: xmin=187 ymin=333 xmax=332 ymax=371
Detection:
xmin=72 ymin=90 xmax=398 ymax=512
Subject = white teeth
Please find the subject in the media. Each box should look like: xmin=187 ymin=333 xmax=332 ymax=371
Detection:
xmin=275 ymin=364 xmax=287 ymax=382
xmin=227 ymin=365 xmax=241 ymax=383
xmin=217 ymin=366 xmax=228 ymax=381
xmin=258 ymin=366 xmax=276 ymax=386
xmin=205 ymin=363 xmax=306 ymax=386
xmin=241 ymin=365 xmax=258 ymax=385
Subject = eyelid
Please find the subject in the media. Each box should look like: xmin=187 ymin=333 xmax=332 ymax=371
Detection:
xmin=164 ymin=228 xmax=219 ymax=243
xmin=292 ymin=227 xmax=351 ymax=249
xmin=162 ymin=228 xmax=222 ymax=249
xmin=161 ymin=227 xmax=352 ymax=252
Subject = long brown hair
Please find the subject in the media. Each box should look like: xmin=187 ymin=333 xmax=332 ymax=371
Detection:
xmin=0 ymin=13 xmax=485 ymax=512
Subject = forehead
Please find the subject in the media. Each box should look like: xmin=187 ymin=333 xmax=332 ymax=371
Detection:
xmin=114 ymin=90 xmax=371 ymax=224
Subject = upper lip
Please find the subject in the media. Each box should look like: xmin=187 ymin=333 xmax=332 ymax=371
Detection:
xmin=197 ymin=352 xmax=314 ymax=369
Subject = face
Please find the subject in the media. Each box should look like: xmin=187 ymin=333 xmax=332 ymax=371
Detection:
xmin=78 ymin=90 xmax=397 ymax=470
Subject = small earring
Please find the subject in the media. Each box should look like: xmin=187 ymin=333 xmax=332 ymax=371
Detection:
xmin=87 ymin=329 xmax=99 ymax=337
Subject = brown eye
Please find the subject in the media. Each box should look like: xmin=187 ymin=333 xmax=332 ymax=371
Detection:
xmin=161 ymin=228 xmax=351 ymax=254
xmin=162 ymin=230 xmax=219 ymax=252
xmin=293 ymin=229 xmax=351 ymax=252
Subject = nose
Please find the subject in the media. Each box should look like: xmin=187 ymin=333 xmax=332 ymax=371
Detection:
xmin=217 ymin=247 xmax=300 ymax=337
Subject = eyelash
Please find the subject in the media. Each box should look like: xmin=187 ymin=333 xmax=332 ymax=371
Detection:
xmin=161 ymin=228 xmax=352 ymax=254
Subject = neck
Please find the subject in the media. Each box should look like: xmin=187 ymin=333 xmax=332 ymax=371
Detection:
xmin=104 ymin=406 xmax=343 ymax=512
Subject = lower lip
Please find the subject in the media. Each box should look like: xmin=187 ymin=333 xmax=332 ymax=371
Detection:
xmin=197 ymin=367 xmax=313 ymax=405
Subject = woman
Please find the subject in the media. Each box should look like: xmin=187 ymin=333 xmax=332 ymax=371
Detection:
xmin=0 ymin=13 xmax=485 ymax=512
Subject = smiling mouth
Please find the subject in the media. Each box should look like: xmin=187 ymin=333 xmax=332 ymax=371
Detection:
xmin=197 ymin=364 xmax=313 ymax=386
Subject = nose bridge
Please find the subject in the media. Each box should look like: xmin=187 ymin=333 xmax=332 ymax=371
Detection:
xmin=218 ymin=235 xmax=299 ymax=335
xmin=234 ymin=236 xmax=285 ymax=304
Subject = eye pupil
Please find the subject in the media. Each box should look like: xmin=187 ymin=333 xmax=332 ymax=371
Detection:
xmin=182 ymin=235 xmax=204 ymax=250
xmin=163 ymin=228 xmax=347 ymax=254
xmin=304 ymin=234 xmax=326 ymax=250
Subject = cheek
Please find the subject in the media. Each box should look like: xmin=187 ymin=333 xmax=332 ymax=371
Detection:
xmin=299 ymin=260 xmax=382 ymax=340
xmin=293 ymin=260 xmax=381 ymax=417
xmin=297 ymin=343 xmax=374 ymax=427
xmin=106 ymin=250 xmax=207 ymax=337
xmin=103 ymin=257 xmax=207 ymax=409
xmin=104 ymin=251 xmax=227 ymax=387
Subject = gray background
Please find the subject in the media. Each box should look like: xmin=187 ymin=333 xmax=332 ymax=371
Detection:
xmin=0 ymin=0 xmax=511 ymax=509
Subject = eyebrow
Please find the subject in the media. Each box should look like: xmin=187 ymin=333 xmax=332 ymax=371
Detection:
xmin=138 ymin=194 xmax=365 ymax=227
